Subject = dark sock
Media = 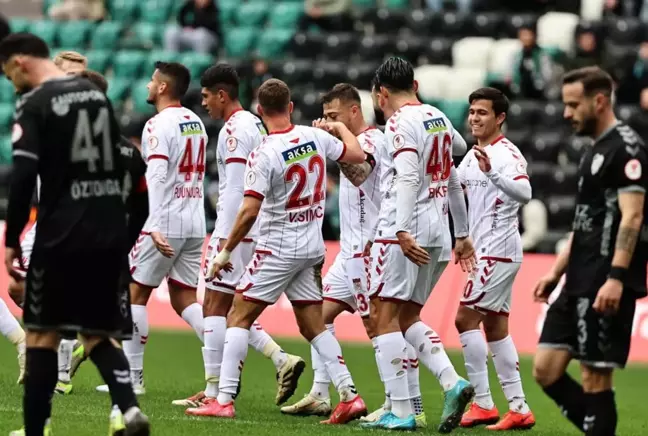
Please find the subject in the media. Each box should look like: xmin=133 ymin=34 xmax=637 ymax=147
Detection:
xmin=90 ymin=339 xmax=139 ymax=414
xmin=584 ymin=390 xmax=617 ymax=436
xmin=24 ymin=348 xmax=58 ymax=436
xmin=543 ymin=373 xmax=587 ymax=431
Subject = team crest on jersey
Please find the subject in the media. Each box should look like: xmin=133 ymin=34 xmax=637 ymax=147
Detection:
xmin=179 ymin=122 xmax=203 ymax=136
xmin=282 ymin=141 xmax=317 ymax=164
xmin=11 ymin=123 xmax=23 ymax=144
xmin=423 ymin=118 xmax=447 ymax=134
xmin=148 ymin=136 xmax=159 ymax=150
xmin=256 ymin=122 xmax=267 ymax=135
xmin=226 ymin=136 xmax=238 ymax=152
xmin=392 ymin=134 xmax=405 ymax=149
xmin=591 ymin=153 xmax=604 ymax=175
xmin=624 ymin=159 xmax=642 ymax=180
xmin=245 ymin=171 xmax=257 ymax=188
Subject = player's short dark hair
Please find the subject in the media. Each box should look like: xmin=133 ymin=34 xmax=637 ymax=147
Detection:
xmin=77 ymin=70 xmax=108 ymax=93
xmin=562 ymin=66 xmax=614 ymax=98
xmin=321 ymin=83 xmax=361 ymax=106
xmin=373 ymin=57 xmax=415 ymax=93
xmin=258 ymin=78 xmax=290 ymax=116
xmin=468 ymin=87 xmax=509 ymax=119
xmin=154 ymin=61 xmax=190 ymax=99
xmin=0 ymin=32 xmax=50 ymax=62
xmin=200 ymin=63 xmax=239 ymax=100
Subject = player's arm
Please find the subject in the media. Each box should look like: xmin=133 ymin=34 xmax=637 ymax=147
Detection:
xmin=533 ymin=232 xmax=572 ymax=302
xmin=475 ymin=146 xmax=532 ymax=204
xmin=447 ymin=167 xmax=469 ymax=238
xmin=218 ymin=132 xmax=253 ymax=236
xmin=319 ymin=120 xmax=365 ymax=164
xmin=221 ymin=195 xmax=261 ymax=254
xmin=142 ymin=131 xmax=171 ymax=234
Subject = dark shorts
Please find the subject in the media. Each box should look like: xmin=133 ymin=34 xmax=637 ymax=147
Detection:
xmin=538 ymin=290 xmax=637 ymax=369
xmin=23 ymin=248 xmax=133 ymax=340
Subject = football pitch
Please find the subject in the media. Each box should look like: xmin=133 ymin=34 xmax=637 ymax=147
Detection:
xmin=1 ymin=330 xmax=647 ymax=435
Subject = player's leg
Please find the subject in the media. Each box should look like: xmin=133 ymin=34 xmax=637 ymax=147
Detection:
xmin=54 ymin=334 xmax=76 ymax=395
xmin=533 ymin=291 xmax=583 ymax=430
xmin=0 ymin=296 xmax=26 ymax=383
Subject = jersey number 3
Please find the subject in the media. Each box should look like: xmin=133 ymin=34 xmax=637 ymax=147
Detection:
xmin=285 ymin=155 xmax=325 ymax=209
xmin=178 ymin=138 xmax=206 ymax=181
xmin=426 ymin=133 xmax=452 ymax=182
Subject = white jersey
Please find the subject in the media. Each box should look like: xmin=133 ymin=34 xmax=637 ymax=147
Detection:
xmin=141 ymin=106 xmax=207 ymax=239
xmin=244 ymin=124 xmax=346 ymax=259
xmin=375 ymin=104 xmax=454 ymax=248
xmin=338 ymin=127 xmax=385 ymax=258
xmin=213 ymin=109 xmax=267 ymax=240
xmin=457 ymin=135 xmax=528 ymax=262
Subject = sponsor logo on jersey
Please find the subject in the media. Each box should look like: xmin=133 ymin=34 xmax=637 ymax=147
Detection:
xmin=591 ymin=153 xmax=604 ymax=175
xmin=282 ymin=141 xmax=317 ymax=164
xmin=256 ymin=122 xmax=267 ymax=135
xmin=51 ymin=90 xmax=106 ymax=117
xmin=179 ymin=122 xmax=203 ymax=136
xmin=423 ymin=117 xmax=447 ymax=134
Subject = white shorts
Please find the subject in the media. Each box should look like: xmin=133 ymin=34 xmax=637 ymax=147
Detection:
xmin=370 ymin=242 xmax=447 ymax=306
xmin=237 ymin=251 xmax=324 ymax=305
xmin=129 ymin=233 xmax=203 ymax=290
xmin=204 ymin=236 xmax=255 ymax=294
xmin=12 ymin=227 xmax=36 ymax=279
xmin=460 ymin=258 xmax=520 ymax=316
xmin=323 ymin=254 xmax=371 ymax=317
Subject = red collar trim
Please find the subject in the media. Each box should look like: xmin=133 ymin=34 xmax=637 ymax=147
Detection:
xmin=359 ymin=126 xmax=376 ymax=134
xmin=487 ymin=134 xmax=506 ymax=147
xmin=226 ymin=108 xmax=244 ymax=122
xmin=401 ymin=102 xmax=422 ymax=107
xmin=269 ymin=124 xmax=295 ymax=135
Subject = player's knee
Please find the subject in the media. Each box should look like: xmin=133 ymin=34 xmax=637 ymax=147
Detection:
xmin=8 ymin=280 xmax=24 ymax=306
xmin=297 ymin=321 xmax=321 ymax=342
xmin=170 ymin=289 xmax=198 ymax=316
xmin=362 ymin=317 xmax=376 ymax=339
xmin=482 ymin=315 xmax=508 ymax=341
xmin=454 ymin=307 xmax=481 ymax=333
xmin=203 ymin=291 xmax=232 ymax=317
xmin=580 ymin=365 xmax=613 ymax=393
xmin=532 ymin=355 xmax=561 ymax=387
xmin=129 ymin=283 xmax=152 ymax=305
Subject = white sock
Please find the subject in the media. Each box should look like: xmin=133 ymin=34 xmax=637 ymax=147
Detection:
xmin=310 ymin=324 xmax=333 ymax=400
xmin=404 ymin=321 xmax=459 ymax=392
xmin=489 ymin=335 xmax=529 ymax=414
xmin=123 ymin=304 xmax=148 ymax=383
xmin=181 ymin=303 xmax=204 ymax=342
xmin=217 ymin=327 xmax=249 ymax=404
xmin=405 ymin=342 xmax=423 ymax=415
xmin=57 ymin=339 xmax=75 ymax=383
xmin=0 ymin=298 xmax=23 ymax=345
xmin=371 ymin=337 xmax=391 ymax=411
xmin=310 ymin=329 xmax=357 ymax=402
xmin=460 ymin=330 xmax=494 ymax=410
xmin=375 ymin=332 xmax=412 ymax=419
xmin=249 ymin=321 xmax=288 ymax=370
xmin=203 ymin=316 xmax=226 ymax=398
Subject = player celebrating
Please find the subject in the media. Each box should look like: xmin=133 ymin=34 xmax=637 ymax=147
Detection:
xmin=201 ymin=78 xmax=368 ymax=424
xmin=178 ymin=63 xmax=305 ymax=413
xmin=533 ymin=67 xmax=648 ymax=435
xmin=0 ymin=294 xmax=25 ymax=383
xmin=117 ymin=62 xmax=207 ymax=395
xmin=365 ymin=57 xmax=475 ymax=432
xmin=280 ymin=83 xmax=385 ymax=418
xmin=454 ymin=88 xmax=535 ymax=430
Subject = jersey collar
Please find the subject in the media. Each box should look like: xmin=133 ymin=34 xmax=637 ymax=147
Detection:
xmin=226 ymin=107 xmax=244 ymax=122
xmin=487 ymin=134 xmax=506 ymax=147
xmin=268 ymin=124 xmax=295 ymax=135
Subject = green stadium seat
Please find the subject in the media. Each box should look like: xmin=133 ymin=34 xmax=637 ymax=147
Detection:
xmin=86 ymin=50 xmax=112 ymax=74
xmin=130 ymin=80 xmax=155 ymax=114
xmin=106 ymin=77 xmax=130 ymax=107
xmin=57 ymin=20 xmax=92 ymax=48
xmin=268 ymin=3 xmax=303 ymax=28
xmin=122 ymin=22 xmax=161 ymax=49
xmin=42 ymin=0 xmax=58 ymax=15
xmin=352 ymin=0 xmax=376 ymax=6
xmin=236 ymin=2 xmax=270 ymax=27
xmin=218 ymin=0 xmax=239 ymax=25
xmin=138 ymin=0 xmax=172 ymax=24
xmin=179 ymin=53 xmax=214 ymax=81
xmin=438 ymin=100 xmax=469 ymax=130
xmin=91 ymin=21 xmax=123 ymax=50
xmin=0 ymin=135 xmax=12 ymax=165
xmin=256 ymin=29 xmax=294 ymax=59
xmin=384 ymin=0 xmax=409 ymax=8
xmin=224 ymin=27 xmax=258 ymax=58
xmin=9 ymin=18 xmax=30 ymax=33
xmin=29 ymin=20 xmax=58 ymax=46
xmin=0 ymin=78 xmax=16 ymax=103
xmin=108 ymin=0 xmax=139 ymax=22
xmin=0 ymin=103 xmax=14 ymax=130
xmin=113 ymin=50 xmax=148 ymax=78
xmin=147 ymin=50 xmax=180 ymax=70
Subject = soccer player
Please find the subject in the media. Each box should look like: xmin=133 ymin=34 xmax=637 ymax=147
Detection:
xmin=53 ymin=50 xmax=87 ymax=74
xmin=0 ymin=297 xmax=25 ymax=383
xmin=0 ymin=32 xmax=149 ymax=436
xmin=280 ymin=83 xmax=385 ymax=419
xmin=533 ymin=66 xmax=648 ymax=435
xmin=178 ymin=63 xmax=306 ymax=413
xmin=364 ymin=57 xmax=475 ymax=432
xmin=203 ymin=78 xmax=368 ymax=423
xmin=115 ymin=62 xmax=207 ymax=395
xmin=454 ymin=87 xmax=535 ymax=430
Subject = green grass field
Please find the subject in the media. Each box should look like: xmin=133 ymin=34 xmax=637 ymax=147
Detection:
xmin=1 ymin=330 xmax=647 ymax=435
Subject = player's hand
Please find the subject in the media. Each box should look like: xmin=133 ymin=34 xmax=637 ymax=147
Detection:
xmin=206 ymin=258 xmax=234 ymax=281
xmin=312 ymin=118 xmax=333 ymax=133
xmin=454 ymin=237 xmax=477 ymax=273
xmin=593 ymin=279 xmax=623 ymax=315
xmin=533 ymin=272 xmax=560 ymax=303
xmin=363 ymin=240 xmax=373 ymax=257
xmin=473 ymin=145 xmax=492 ymax=173
xmin=150 ymin=232 xmax=174 ymax=258
xmin=396 ymin=231 xmax=430 ymax=266
xmin=4 ymin=246 xmax=23 ymax=282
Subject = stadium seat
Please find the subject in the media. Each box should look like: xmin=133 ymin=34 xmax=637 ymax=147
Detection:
xmin=563 ymin=136 xmax=588 ymax=164
xmin=276 ymin=60 xmax=314 ymax=87
xmin=420 ymin=37 xmax=453 ymax=65
xmin=487 ymin=38 xmax=521 ymax=82
xmin=236 ymin=2 xmax=270 ymax=27
xmin=440 ymin=12 xmax=468 ymax=38
xmin=289 ymin=32 xmax=326 ymax=59
xmin=0 ymin=135 xmax=12 ymax=164
xmin=537 ymin=12 xmax=579 ymax=53
xmin=358 ymin=89 xmax=375 ymax=125
xmin=438 ymin=100 xmax=469 ymax=130
xmin=86 ymin=50 xmax=112 ymax=74
xmin=9 ymin=17 xmax=30 ymax=33
xmin=268 ymin=2 xmax=303 ymax=29
xmin=414 ymin=65 xmax=451 ymax=103
xmin=581 ymin=0 xmax=605 ymax=21
xmin=179 ymin=53 xmax=213 ymax=81
xmin=256 ymin=28 xmax=294 ymax=59
xmin=0 ymin=79 xmax=15 ymax=104
xmin=546 ymin=194 xmax=576 ymax=230
xmin=138 ymin=0 xmax=172 ymax=24
xmin=130 ymin=80 xmax=155 ymax=114
xmin=617 ymin=104 xmax=641 ymax=124
xmin=123 ymin=22 xmax=161 ymax=49
xmin=441 ymin=67 xmax=486 ymax=100
xmin=403 ymin=9 xmax=440 ymax=36
xmin=218 ymin=0 xmax=239 ymax=26
xmin=29 ymin=20 xmax=58 ymax=47
xmin=106 ymin=77 xmax=130 ymax=107
xmin=313 ymin=61 xmax=347 ymax=90
xmin=501 ymin=13 xmax=538 ymax=39
xmin=357 ymin=34 xmax=393 ymax=63
xmin=507 ymin=100 xmax=542 ymax=127
xmin=384 ymin=0 xmax=409 ymax=9
xmin=0 ymin=103 xmax=13 ymax=130
xmin=359 ymin=8 xmax=406 ymax=35
xmin=57 ymin=20 xmax=92 ymax=48
xmin=394 ymin=36 xmax=426 ymax=64
xmin=224 ymin=28 xmax=258 ymax=58
xmin=467 ymin=12 xmax=502 ymax=38
xmin=539 ymin=101 xmax=565 ymax=128
xmin=352 ymin=0 xmax=376 ymax=7
xmin=552 ymin=164 xmax=579 ymax=195
xmin=147 ymin=50 xmax=179 ymax=69
xmin=503 ymin=127 xmax=533 ymax=152
xmin=41 ymin=0 xmax=57 ymax=15
xmin=345 ymin=61 xmax=379 ymax=89
xmin=90 ymin=21 xmax=123 ymax=50
xmin=529 ymin=131 xmax=562 ymax=163
xmin=295 ymin=89 xmax=324 ymax=120
xmin=112 ymin=50 xmax=148 ymax=78
xmin=527 ymin=162 xmax=555 ymax=197
xmin=606 ymin=17 xmax=643 ymax=44
xmin=108 ymin=0 xmax=139 ymax=22
xmin=452 ymin=37 xmax=495 ymax=70
xmin=321 ymin=33 xmax=357 ymax=60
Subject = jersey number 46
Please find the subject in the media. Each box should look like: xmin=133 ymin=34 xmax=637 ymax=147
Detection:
xmin=426 ymin=133 xmax=452 ymax=182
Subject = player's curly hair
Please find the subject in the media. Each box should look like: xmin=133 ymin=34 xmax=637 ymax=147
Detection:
xmin=200 ymin=63 xmax=239 ymax=100
xmin=373 ymin=57 xmax=415 ymax=93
